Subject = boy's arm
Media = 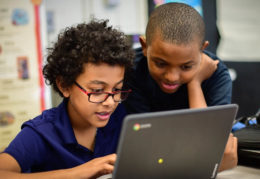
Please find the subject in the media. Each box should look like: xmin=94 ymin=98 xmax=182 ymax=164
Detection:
xmin=218 ymin=134 xmax=238 ymax=172
xmin=188 ymin=53 xmax=219 ymax=108
xmin=1 ymin=125 xmax=116 ymax=178
xmin=188 ymin=80 xmax=207 ymax=108
xmin=0 ymin=153 xmax=116 ymax=179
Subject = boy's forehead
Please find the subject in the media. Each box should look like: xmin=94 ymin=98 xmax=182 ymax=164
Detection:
xmin=149 ymin=30 xmax=202 ymax=47
xmin=79 ymin=63 xmax=125 ymax=83
xmin=147 ymin=38 xmax=201 ymax=64
xmin=149 ymin=39 xmax=200 ymax=54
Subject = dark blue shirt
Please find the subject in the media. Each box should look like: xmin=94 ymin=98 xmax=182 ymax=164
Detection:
xmin=4 ymin=100 xmax=126 ymax=172
xmin=123 ymin=47 xmax=232 ymax=113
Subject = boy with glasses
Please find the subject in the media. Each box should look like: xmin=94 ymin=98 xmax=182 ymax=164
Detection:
xmin=0 ymin=19 xmax=134 ymax=178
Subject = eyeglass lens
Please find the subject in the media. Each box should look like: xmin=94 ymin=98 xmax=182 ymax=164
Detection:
xmin=89 ymin=91 xmax=129 ymax=103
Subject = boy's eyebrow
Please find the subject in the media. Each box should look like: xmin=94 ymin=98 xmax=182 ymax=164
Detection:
xmin=88 ymin=80 xmax=106 ymax=85
xmin=153 ymin=57 xmax=193 ymax=64
xmin=87 ymin=79 xmax=124 ymax=85
xmin=115 ymin=79 xmax=124 ymax=85
xmin=152 ymin=57 xmax=168 ymax=63
xmin=182 ymin=61 xmax=194 ymax=65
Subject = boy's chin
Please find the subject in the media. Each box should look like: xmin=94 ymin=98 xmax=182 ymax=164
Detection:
xmin=160 ymin=86 xmax=179 ymax=94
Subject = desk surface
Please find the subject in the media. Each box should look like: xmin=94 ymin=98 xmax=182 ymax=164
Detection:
xmin=98 ymin=166 xmax=260 ymax=179
xmin=217 ymin=166 xmax=260 ymax=179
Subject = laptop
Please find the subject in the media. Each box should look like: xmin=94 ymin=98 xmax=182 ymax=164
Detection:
xmin=111 ymin=104 xmax=238 ymax=179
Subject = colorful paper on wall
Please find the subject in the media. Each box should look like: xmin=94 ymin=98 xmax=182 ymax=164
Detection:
xmin=0 ymin=0 xmax=45 ymax=151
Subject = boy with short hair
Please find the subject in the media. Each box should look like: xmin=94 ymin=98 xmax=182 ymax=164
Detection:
xmin=123 ymin=2 xmax=237 ymax=171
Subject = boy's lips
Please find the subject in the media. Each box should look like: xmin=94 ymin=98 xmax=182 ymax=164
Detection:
xmin=95 ymin=112 xmax=111 ymax=121
xmin=161 ymin=82 xmax=180 ymax=91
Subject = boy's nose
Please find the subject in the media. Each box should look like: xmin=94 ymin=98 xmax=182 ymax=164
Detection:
xmin=102 ymin=95 xmax=116 ymax=106
xmin=164 ymin=69 xmax=180 ymax=82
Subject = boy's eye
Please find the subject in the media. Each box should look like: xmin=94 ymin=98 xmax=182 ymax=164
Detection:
xmin=113 ymin=88 xmax=122 ymax=92
xmin=91 ymin=89 xmax=104 ymax=93
xmin=181 ymin=65 xmax=193 ymax=71
xmin=154 ymin=61 xmax=166 ymax=68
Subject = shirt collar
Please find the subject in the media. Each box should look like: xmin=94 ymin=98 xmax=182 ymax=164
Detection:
xmin=54 ymin=99 xmax=78 ymax=145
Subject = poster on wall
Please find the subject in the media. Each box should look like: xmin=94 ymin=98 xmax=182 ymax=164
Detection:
xmin=0 ymin=0 xmax=45 ymax=151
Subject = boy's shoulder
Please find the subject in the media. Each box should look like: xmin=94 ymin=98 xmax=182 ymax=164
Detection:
xmin=20 ymin=100 xmax=76 ymax=146
xmin=22 ymin=106 xmax=59 ymax=128
xmin=22 ymin=100 xmax=68 ymax=133
xmin=133 ymin=47 xmax=147 ymax=67
xmin=203 ymin=50 xmax=219 ymax=60
xmin=204 ymin=50 xmax=229 ymax=74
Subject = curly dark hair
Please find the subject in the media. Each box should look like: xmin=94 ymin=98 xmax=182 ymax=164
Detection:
xmin=43 ymin=19 xmax=134 ymax=97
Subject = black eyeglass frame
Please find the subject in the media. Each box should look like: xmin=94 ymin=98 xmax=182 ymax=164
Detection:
xmin=74 ymin=81 xmax=131 ymax=103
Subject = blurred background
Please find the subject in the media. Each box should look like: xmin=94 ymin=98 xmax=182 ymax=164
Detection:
xmin=0 ymin=0 xmax=259 ymax=151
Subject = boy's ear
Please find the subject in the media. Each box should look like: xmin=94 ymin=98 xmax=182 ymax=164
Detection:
xmin=56 ymin=78 xmax=70 ymax=98
xmin=201 ymin=41 xmax=209 ymax=51
xmin=139 ymin=36 xmax=148 ymax=57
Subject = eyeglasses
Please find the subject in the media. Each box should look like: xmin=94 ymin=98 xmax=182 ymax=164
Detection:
xmin=74 ymin=81 xmax=131 ymax=103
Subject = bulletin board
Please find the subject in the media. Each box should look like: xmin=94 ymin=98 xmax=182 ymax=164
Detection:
xmin=0 ymin=0 xmax=45 ymax=151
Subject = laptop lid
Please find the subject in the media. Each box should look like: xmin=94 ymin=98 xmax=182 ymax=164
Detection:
xmin=113 ymin=104 xmax=238 ymax=179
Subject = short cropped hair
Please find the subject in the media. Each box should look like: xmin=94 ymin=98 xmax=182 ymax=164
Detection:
xmin=146 ymin=2 xmax=205 ymax=47
xmin=43 ymin=19 xmax=134 ymax=97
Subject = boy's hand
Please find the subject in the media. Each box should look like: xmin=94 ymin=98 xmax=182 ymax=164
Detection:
xmin=218 ymin=134 xmax=238 ymax=172
xmin=74 ymin=153 xmax=117 ymax=179
xmin=192 ymin=53 xmax=219 ymax=84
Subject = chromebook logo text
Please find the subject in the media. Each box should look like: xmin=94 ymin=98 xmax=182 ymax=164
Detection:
xmin=133 ymin=123 xmax=152 ymax=131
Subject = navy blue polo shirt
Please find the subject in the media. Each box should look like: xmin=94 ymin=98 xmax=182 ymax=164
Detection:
xmin=123 ymin=47 xmax=232 ymax=114
xmin=4 ymin=100 xmax=126 ymax=172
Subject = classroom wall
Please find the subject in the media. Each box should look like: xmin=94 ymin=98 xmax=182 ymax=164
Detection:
xmin=44 ymin=0 xmax=147 ymax=45
xmin=44 ymin=0 xmax=260 ymax=60
xmin=217 ymin=0 xmax=260 ymax=61
xmin=216 ymin=0 xmax=260 ymax=117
